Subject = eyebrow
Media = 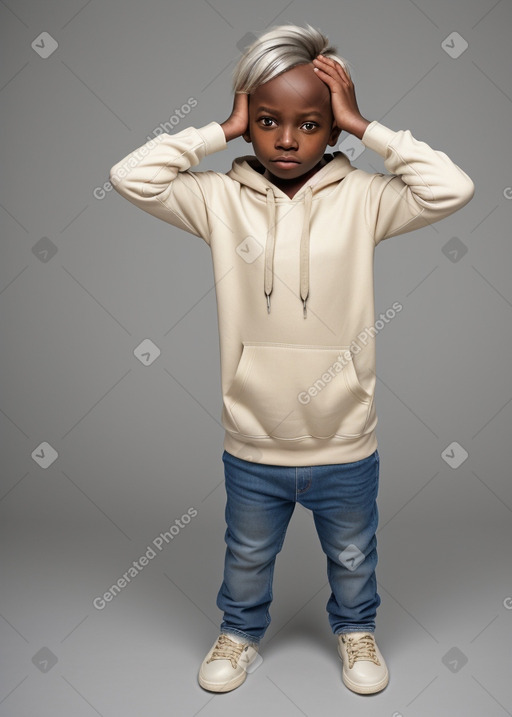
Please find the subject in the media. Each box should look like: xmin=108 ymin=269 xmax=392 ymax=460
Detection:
xmin=254 ymin=106 xmax=325 ymax=119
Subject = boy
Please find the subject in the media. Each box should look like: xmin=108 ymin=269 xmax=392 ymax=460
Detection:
xmin=109 ymin=23 xmax=474 ymax=695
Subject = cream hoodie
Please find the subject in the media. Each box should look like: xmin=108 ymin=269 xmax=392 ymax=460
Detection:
xmin=109 ymin=120 xmax=474 ymax=466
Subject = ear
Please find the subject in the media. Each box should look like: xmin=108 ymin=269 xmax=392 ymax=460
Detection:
xmin=327 ymin=122 xmax=342 ymax=147
xmin=242 ymin=94 xmax=252 ymax=143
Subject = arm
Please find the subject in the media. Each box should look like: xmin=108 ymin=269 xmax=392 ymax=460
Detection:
xmin=312 ymin=54 xmax=475 ymax=245
xmin=361 ymin=121 xmax=475 ymax=245
xmin=108 ymin=93 xmax=249 ymax=242
xmin=109 ymin=122 xmax=227 ymax=242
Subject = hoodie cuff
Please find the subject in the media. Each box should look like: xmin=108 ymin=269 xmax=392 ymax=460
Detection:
xmin=196 ymin=121 xmax=228 ymax=155
xmin=361 ymin=120 xmax=398 ymax=157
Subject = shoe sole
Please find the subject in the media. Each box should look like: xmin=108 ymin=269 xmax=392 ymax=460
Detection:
xmin=337 ymin=644 xmax=389 ymax=694
xmin=198 ymin=669 xmax=247 ymax=693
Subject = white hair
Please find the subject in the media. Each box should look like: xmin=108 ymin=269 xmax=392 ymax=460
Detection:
xmin=231 ymin=23 xmax=353 ymax=94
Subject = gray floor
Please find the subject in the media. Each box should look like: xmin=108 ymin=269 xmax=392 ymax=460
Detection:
xmin=1 ymin=446 xmax=511 ymax=716
xmin=2 ymin=0 xmax=512 ymax=715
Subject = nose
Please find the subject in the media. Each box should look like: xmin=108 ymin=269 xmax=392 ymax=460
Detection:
xmin=276 ymin=125 xmax=298 ymax=150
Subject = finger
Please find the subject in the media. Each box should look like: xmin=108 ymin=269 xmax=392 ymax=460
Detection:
xmin=313 ymin=61 xmax=344 ymax=82
xmin=313 ymin=64 xmax=345 ymax=89
xmin=314 ymin=56 xmax=350 ymax=82
xmin=313 ymin=68 xmax=338 ymax=91
xmin=314 ymin=54 xmax=339 ymax=70
xmin=316 ymin=54 xmax=344 ymax=70
xmin=313 ymin=58 xmax=337 ymax=75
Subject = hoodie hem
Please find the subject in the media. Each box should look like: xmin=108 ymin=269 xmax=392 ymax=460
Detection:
xmin=223 ymin=429 xmax=378 ymax=467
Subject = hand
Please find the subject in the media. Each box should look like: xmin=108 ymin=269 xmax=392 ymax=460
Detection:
xmin=221 ymin=92 xmax=250 ymax=142
xmin=312 ymin=55 xmax=370 ymax=139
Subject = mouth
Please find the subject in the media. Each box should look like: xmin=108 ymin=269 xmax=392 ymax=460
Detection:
xmin=272 ymin=158 xmax=301 ymax=168
xmin=273 ymin=157 xmax=300 ymax=163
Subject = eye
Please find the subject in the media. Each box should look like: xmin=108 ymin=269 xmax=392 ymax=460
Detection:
xmin=258 ymin=117 xmax=276 ymax=127
xmin=256 ymin=117 xmax=319 ymax=130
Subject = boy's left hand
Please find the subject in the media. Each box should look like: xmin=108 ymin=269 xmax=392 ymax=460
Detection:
xmin=313 ymin=54 xmax=370 ymax=139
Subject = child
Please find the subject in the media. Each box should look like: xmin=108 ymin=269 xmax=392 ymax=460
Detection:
xmin=109 ymin=23 xmax=474 ymax=695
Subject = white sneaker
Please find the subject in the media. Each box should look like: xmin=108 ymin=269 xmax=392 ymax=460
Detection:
xmin=198 ymin=633 xmax=260 ymax=692
xmin=337 ymin=631 xmax=389 ymax=694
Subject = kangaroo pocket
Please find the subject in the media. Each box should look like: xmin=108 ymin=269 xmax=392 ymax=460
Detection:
xmin=223 ymin=342 xmax=373 ymax=440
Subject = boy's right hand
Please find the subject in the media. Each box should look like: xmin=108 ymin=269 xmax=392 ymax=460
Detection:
xmin=220 ymin=92 xmax=249 ymax=142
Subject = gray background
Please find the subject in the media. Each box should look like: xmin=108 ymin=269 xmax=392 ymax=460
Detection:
xmin=1 ymin=0 xmax=511 ymax=715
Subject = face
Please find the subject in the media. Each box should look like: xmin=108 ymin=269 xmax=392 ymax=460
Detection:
xmin=242 ymin=62 xmax=341 ymax=191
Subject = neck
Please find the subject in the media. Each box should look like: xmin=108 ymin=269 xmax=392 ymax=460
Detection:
xmin=263 ymin=157 xmax=327 ymax=197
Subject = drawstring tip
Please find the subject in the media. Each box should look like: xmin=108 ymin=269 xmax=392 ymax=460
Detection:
xmin=266 ymin=294 xmax=271 ymax=314
xmin=303 ymin=299 xmax=307 ymax=319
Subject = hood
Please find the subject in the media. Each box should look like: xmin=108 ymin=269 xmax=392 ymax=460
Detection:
xmin=227 ymin=151 xmax=355 ymax=318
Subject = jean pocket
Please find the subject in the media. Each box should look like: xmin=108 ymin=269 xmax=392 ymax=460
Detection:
xmin=222 ymin=342 xmax=373 ymax=440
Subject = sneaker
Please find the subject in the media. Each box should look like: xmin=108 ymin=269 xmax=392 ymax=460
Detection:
xmin=198 ymin=633 xmax=260 ymax=692
xmin=337 ymin=631 xmax=389 ymax=694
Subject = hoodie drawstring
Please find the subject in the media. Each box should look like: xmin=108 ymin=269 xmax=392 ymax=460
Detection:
xmin=264 ymin=187 xmax=276 ymax=314
xmin=264 ymin=185 xmax=313 ymax=318
xmin=300 ymin=187 xmax=313 ymax=318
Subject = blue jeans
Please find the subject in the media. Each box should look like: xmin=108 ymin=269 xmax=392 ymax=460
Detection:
xmin=216 ymin=448 xmax=381 ymax=645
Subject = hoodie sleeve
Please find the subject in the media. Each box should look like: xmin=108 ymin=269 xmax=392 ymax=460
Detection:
xmin=109 ymin=122 xmax=227 ymax=244
xmin=360 ymin=120 xmax=475 ymax=246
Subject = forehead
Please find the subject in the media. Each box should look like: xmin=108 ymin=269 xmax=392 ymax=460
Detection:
xmin=251 ymin=63 xmax=331 ymax=114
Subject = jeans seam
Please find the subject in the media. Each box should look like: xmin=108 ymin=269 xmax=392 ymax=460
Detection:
xmin=265 ymin=517 xmax=292 ymax=627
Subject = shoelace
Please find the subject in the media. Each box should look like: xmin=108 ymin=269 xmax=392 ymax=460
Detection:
xmin=207 ymin=635 xmax=247 ymax=670
xmin=343 ymin=634 xmax=381 ymax=669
